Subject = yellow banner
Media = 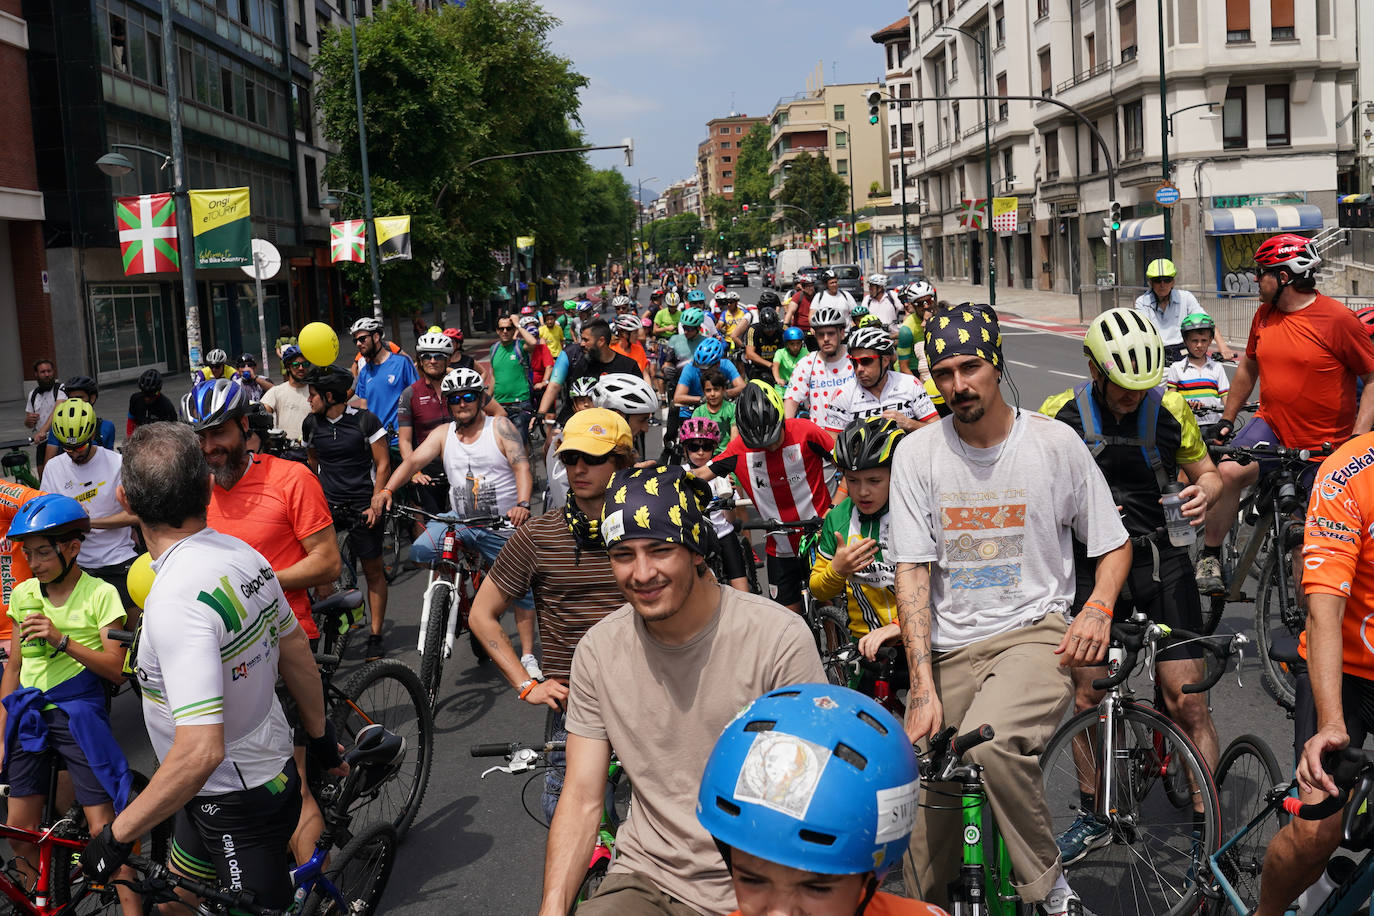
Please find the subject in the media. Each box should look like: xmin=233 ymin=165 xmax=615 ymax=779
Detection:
xmin=515 ymin=235 xmax=535 ymax=250
xmin=187 ymin=187 xmax=251 ymax=267
xmin=855 ymin=221 xmax=872 ymax=235
xmin=375 ymin=216 xmax=412 ymax=262
xmin=827 ymin=226 xmax=839 ymax=239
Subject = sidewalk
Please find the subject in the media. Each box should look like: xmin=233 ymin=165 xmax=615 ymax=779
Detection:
xmin=928 ymin=281 xmax=1085 ymax=328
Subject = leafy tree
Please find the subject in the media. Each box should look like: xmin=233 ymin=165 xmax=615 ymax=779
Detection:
xmin=643 ymin=212 xmax=701 ymax=263
xmin=732 ymin=123 xmax=772 ymax=209
xmin=780 ymin=152 xmax=848 ymax=225
xmin=576 ymin=168 xmax=635 ymax=277
xmin=703 ymin=194 xmax=771 ymax=257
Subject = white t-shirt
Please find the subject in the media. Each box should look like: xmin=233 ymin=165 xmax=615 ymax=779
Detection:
xmin=545 ymin=426 xmax=568 ymax=510
xmin=860 ymin=292 xmax=901 ymax=330
xmin=888 ymin=411 xmax=1128 ymax=650
xmin=39 ymin=447 xmax=137 ymax=568
xmin=26 ymin=384 xmax=64 ymax=433
xmin=260 ymin=380 xmax=312 ymax=442
xmin=812 ymin=289 xmax=857 ymax=326
xmin=137 ymin=528 xmax=298 ymax=795
xmin=784 ymin=351 xmax=855 ymax=431
xmin=824 ymin=371 xmax=939 ymax=432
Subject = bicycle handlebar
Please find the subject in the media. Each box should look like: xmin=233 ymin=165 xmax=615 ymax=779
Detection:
xmin=120 ymin=854 xmax=283 ymax=915
xmin=1207 ymin=441 xmax=1333 ymax=465
xmin=739 ymin=517 xmax=823 ymax=534
xmin=0 ymin=438 xmax=33 ymax=450
xmin=920 ymin=724 xmax=995 ymax=780
xmin=1090 ymin=617 xmax=1247 ymax=693
xmin=470 ymin=740 xmax=566 ymax=758
xmin=396 ymin=505 xmax=511 ymax=529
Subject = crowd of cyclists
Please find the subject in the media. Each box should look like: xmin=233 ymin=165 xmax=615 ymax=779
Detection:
xmin=3 ymin=229 xmax=1374 ymax=914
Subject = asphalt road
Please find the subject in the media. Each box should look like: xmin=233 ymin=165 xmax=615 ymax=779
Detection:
xmin=105 ymin=273 xmax=1297 ymax=915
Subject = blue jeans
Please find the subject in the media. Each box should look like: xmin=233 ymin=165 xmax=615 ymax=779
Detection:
xmin=542 ymin=709 xmax=566 ymax=822
xmin=410 ymin=521 xmax=533 ymax=611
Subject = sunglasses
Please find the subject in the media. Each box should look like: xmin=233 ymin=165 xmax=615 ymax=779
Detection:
xmin=559 ymin=450 xmax=613 ymax=467
xmin=287 ymin=360 xmax=307 ymax=368
xmin=420 ymin=353 xmax=448 ymax=361
xmin=447 ymin=392 xmax=480 ymax=404
xmin=353 ymin=336 xmax=371 ymax=346
xmin=682 ymin=440 xmax=717 ymax=452
xmin=849 ymin=355 xmax=881 ymax=367
xmin=498 ymin=325 xmax=515 ymax=332
xmin=1149 ymin=277 xmax=1173 ymax=283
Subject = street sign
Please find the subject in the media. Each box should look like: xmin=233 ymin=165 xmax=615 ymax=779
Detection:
xmin=241 ymin=238 xmax=281 ymax=374
xmin=1155 ymin=183 xmax=1181 ymax=208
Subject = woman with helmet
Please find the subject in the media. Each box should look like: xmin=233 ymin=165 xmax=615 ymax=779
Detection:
xmin=2 ymin=494 xmax=142 ymax=915
xmin=697 ymin=684 xmax=946 ymax=916
xmin=44 ymin=376 xmax=115 ymax=464
xmin=1164 ymin=312 xmax=1230 ymax=428
xmin=677 ymin=416 xmax=750 ymax=592
xmin=783 ymin=302 xmax=855 ymax=433
xmin=1134 ymin=258 xmax=1234 ymax=364
xmin=127 ymin=368 xmax=176 ymax=435
xmin=825 ymin=326 xmax=938 ymax=434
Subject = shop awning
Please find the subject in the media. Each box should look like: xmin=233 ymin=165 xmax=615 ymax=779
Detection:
xmin=1203 ymin=204 xmax=1324 ymax=235
xmin=1117 ymin=214 xmax=1165 ymax=241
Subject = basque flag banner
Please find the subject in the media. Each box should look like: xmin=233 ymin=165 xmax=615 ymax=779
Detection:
xmin=330 ymin=220 xmax=366 ymax=263
xmin=115 ymin=193 xmax=179 ymax=276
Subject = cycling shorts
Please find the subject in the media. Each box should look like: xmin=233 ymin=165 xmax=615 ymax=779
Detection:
xmin=170 ymin=759 xmax=302 ymax=910
xmin=5 ymin=707 xmax=115 ymax=806
xmin=1294 ymin=670 xmax=1374 ymax=763
xmin=717 ymin=530 xmax=749 ymax=583
xmin=1075 ymin=542 xmax=1203 ymax=662
xmin=766 ymin=554 xmax=807 ymax=607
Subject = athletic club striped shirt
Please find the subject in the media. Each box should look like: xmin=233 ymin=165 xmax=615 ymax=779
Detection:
xmin=1165 ymin=356 xmax=1229 ymax=426
xmin=710 ymin=419 xmax=835 ymax=558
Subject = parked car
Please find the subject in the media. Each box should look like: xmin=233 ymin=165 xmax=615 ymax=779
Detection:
xmin=744 ymin=260 xmax=761 ymax=274
xmin=722 ymin=263 xmax=749 ymax=287
xmin=821 ymin=264 xmax=865 ymax=300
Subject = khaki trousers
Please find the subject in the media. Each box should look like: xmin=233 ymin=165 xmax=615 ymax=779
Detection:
xmin=904 ymin=614 xmax=1073 ymax=906
xmin=576 ymin=871 xmax=710 ymax=916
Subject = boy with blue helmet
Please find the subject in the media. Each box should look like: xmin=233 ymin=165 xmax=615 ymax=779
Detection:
xmin=698 ymin=683 xmax=948 ymax=916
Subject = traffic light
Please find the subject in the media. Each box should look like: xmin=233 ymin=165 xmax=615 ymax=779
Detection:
xmin=741 ymin=204 xmax=749 ymax=212
xmin=623 ymin=137 xmax=634 ymax=167
xmin=1109 ymin=201 xmax=1122 ymax=232
xmin=867 ymin=90 xmax=882 ymax=125
xmin=719 ymin=232 xmax=725 ymax=240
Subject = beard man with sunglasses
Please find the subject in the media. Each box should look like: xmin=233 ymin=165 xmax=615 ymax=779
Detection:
xmin=824 ymin=326 xmax=938 ymax=435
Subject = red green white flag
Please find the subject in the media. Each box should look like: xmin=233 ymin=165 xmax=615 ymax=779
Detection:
xmin=331 ymin=220 xmax=366 ymax=263
xmin=958 ymin=198 xmax=988 ymax=229
xmin=116 ymin=193 xmax=179 ymax=275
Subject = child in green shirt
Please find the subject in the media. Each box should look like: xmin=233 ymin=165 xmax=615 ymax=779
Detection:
xmin=772 ymin=327 xmax=811 ymax=391
xmin=691 ymin=369 xmax=737 ymax=451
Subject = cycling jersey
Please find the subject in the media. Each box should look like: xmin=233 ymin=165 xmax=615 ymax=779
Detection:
xmin=824 ymin=372 xmax=937 ymax=432
xmin=784 ymin=352 xmax=855 ymax=432
xmin=811 ymin=499 xmax=896 ymax=638
xmin=355 ymin=350 xmax=418 ymax=436
xmin=137 ymin=528 xmax=297 ymax=794
xmin=40 ymin=446 xmax=138 ymax=568
xmin=302 ymin=406 xmax=387 ymax=507
xmin=745 ymin=326 xmax=783 ymax=379
xmin=126 ymin=392 xmax=177 ymax=435
xmin=197 ymin=365 xmax=238 ymax=382
xmin=397 ymin=377 xmax=450 ymax=446
xmin=653 ymin=307 xmax=682 ymax=340
xmin=609 ymin=339 xmax=648 ymax=373
xmin=0 ymin=480 xmax=39 ymax=641
xmin=539 ymin=322 xmax=565 ymax=358
xmin=895 ymin=313 xmax=925 ymax=375
xmin=718 ymin=308 xmax=751 ymax=341
xmin=710 ymin=419 xmax=834 ymax=557
xmin=1165 ymin=355 xmax=1229 ymax=426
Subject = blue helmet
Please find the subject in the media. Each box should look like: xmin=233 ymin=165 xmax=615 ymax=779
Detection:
xmin=182 ymin=378 xmax=251 ymax=432
xmin=8 ymin=494 xmax=91 ymax=541
xmin=680 ymin=307 xmax=706 ymax=329
xmin=783 ymin=326 xmax=806 ymax=342
xmin=692 ymin=337 xmax=727 ymax=368
xmin=686 ymin=289 xmax=707 ymax=303
xmin=696 ymin=684 xmax=919 ymax=878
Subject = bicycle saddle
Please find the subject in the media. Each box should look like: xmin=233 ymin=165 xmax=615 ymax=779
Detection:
xmin=346 ymin=724 xmax=406 ymax=794
xmin=1267 ymin=634 xmax=1303 ymax=666
xmin=311 ymin=590 xmax=363 ymax=619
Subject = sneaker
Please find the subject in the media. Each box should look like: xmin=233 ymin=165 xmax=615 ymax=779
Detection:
xmin=1195 ymin=554 xmax=1225 ymax=594
xmin=364 ymin=634 xmax=385 ymax=661
xmin=1056 ymin=814 xmax=1110 ymax=865
xmin=520 ymin=654 xmax=544 ymax=679
xmin=1039 ymin=886 xmax=1083 ymax=916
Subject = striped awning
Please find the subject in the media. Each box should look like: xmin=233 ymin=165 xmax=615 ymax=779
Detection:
xmin=1203 ymin=204 xmax=1324 ymax=235
xmin=1117 ymin=214 xmax=1165 ymax=241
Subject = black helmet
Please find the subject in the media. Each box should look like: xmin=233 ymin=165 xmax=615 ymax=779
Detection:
xmin=63 ymin=375 xmax=98 ymax=398
xmin=237 ymin=352 xmax=257 ymax=367
xmin=757 ymin=289 xmax=782 ymax=310
xmin=758 ymin=305 xmax=782 ymax=330
xmin=832 ymin=416 xmax=907 ymax=472
xmin=137 ymin=368 xmax=163 ymax=395
xmin=735 ymin=381 xmax=785 ymax=449
xmin=307 ymin=366 xmax=354 ymax=405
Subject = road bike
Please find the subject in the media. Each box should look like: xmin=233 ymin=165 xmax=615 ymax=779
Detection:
xmin=1204 ymin=732 xmax=1288 ymax=914
xmin=1039 ymin=612 xmax=1247 ymax=916
xmin=471 ymin=740 xmax=626 ymax=913
xmin=1 ymin=437 xmax=39 ymax=488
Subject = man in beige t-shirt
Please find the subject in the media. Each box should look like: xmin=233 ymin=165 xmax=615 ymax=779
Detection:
xmin=260 ymin=345 xmax=312 ymax=442
xmin=538 ymin=466 xmax=824 ymax=916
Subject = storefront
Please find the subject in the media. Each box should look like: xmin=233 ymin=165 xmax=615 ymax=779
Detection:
xmin=1205 ymin=203 xmax=1323 ymax=294
xmin=87 ymin=281 xmax=178 ymax=384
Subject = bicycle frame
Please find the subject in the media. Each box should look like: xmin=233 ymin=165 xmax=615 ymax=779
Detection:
xmin=952 ymin=769 xmax=1020 ymax=914
xmin=0 ymin=819 xmax=92 ymax=915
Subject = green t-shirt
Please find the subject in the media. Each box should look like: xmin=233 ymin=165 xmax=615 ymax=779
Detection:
xmin=773 ymin=346 xmax=811 ymax=385
xmin=490 ymin=341 xmax=531 ymax=403
xmin=896 ymin=314 xmax=923 ymax=366
xmin=8 ymin=573 xmax=125 ymax=693
xmin=692 ymin=400 xmax=737 ymax=451
xmin=653 ymin=307 xmax=682 ymax=339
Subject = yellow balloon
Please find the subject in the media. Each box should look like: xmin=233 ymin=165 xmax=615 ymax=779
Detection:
xmin=127 ymin=552 xmax=155 ymax=609
xmin=298 ymin=322 xmax=339 ymax=367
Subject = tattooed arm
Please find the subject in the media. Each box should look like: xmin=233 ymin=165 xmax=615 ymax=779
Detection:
xmin=493 ymin=416 xmax=534 ymax=526
xmin=896 ymin=561 xmax=943 ymax=744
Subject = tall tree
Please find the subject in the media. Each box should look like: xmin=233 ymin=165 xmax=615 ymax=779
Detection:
xmin=779 ymin=152 xmax=848 ymax=225
xmin=733 ymin=123 xmax=772 ymax=209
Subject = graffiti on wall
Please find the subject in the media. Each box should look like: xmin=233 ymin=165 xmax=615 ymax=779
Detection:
xmin=1217 ymin=234 xmax=1264 ymax=294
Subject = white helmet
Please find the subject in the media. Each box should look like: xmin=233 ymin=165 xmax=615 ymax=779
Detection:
xmin=350 ymin=317 xmax=382 ymax=335
xmin=664 ymin=291 xmax=681 ymax=307
xmin=867 ymin=273 xmax=888 ymax=287
xmin=612 ymin=295 xmax=633 ymax=309
xmin=569 ymin=376 xmax=600 ymax=398
xmin=593 ymin=373 xmax=658 ymax=416
xmin=416 ymin=332 xmax=454 ymax=356
xmin=810 ymin=303 xmax=847 ymax=328
xmin=205 ymin=348 xmax=228 ymax=365
xmin=903 ymin=280 xmax=936 ymax=302
xmin=440 ymin=367 xmax=485 ymax=396
xmin=614 ymin=314 xmax=642 ymax=335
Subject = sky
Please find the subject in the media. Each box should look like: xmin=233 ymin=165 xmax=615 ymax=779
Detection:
xmin=539 ymin=0 xmax=910 ymax=201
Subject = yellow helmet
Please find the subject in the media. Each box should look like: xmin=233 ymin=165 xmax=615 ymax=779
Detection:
xmin=1144 ymin=258 xmax=1177 ymax=280
xmin=51 ymin=399 xmax=97 ymax=448
xmin=1084 ymin=308 xmax=1164 ymax=390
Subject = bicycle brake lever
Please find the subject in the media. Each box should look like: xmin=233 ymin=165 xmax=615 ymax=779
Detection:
xmin=480 ymin=764 xmax=517 ymax=778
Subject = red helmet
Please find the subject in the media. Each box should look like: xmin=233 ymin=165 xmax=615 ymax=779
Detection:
xmin=443 ymin=327 xmax=463 ymax=343
xmin=1355 ymin=306 xmax=1374 ymax=337
xmin=1253 ymin=233 xmax=1321 ymax=277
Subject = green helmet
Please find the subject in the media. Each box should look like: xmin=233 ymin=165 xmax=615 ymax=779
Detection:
xmin=1179 ymin=312 xmax=1215 ymax=334
xmin=563 ymin=300 xmax=578 ymax=312
xmin=1084 ymin=308 xmax=1164 ymax=390
xmin=1144 ymin=258 xmax=1177 ymax=280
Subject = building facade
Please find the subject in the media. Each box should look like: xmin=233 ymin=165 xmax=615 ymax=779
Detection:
xmin=697 ymin=113 xmax=765 ymax=219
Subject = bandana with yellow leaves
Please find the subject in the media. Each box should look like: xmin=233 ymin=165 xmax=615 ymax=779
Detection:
xmin=924 ymin=302 xmax=1003 ymax=370
xmin=600 ymin=465 xmax=718 ymax=557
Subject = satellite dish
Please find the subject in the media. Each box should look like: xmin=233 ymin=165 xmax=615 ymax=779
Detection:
xmin=240 ymin=238 xmax=282 ymax=280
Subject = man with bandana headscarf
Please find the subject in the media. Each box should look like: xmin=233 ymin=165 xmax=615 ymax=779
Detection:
xmin=885 ymin=304 xmax=1132 ymax=915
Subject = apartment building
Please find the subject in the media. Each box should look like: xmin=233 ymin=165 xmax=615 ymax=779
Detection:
xmin=697 ymin=113 xmax=765 ymax=219
xmin=661 ymin=177 xmax=699 ymax=218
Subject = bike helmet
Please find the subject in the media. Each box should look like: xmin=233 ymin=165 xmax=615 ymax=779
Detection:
xmin=697 ymin=683 xmax=918 ymax=879
xmin=757 ymin=306 xmax=782 ymax=330
xmin=569 ymin=376 xmax=600 ymax=399
xmin=727 ymin=291 xmax=740 ymax=302
xmin=680 ymin=307 xmax=706 ymax=328
xmin=563 ymin=300 xmax=579 ymax=312
xmin=714 ymin=290 xmax=729 ymax=303
xmin=280 ymin=344 xmax=304 ymax=364
xmin=304 ymin=366 xmax=353 ymax=407
xmin=205 ymin=349 xmax=228 ymax=366
xmin=520 ymin=305 xmax=535 ymax=316
xmin=137 ymin=368 xmax=163 ymax=395
xmin=593 ymin=373 xmax=658 ymax=416
xmin=1178 ymin=313 xmax=1216 ymax=334
xmin=686 ymin=289 xmax=707 ymax=304
xmin=520 ymin=316 xmax=539 ymax=333
xmin=1254 ymin=232 xmax=1321 ymax=278
xmin=63 ymin=375 xmax=98 ymax=398
xmin=783 ymin=327 xmax=806 ymax=342
xmin=678 ymin=416 xmax=721 ymax=444
xmin=810 ymin=303 xmax=847 ymax=328
xmin=349 ymin=317 xmax=382 ymax=335
xmin=866 ymin=273 xmax=889 ymax=287
xmin=1356 ymin=306 xmax=1374 ymax=338
xmin=902 ymin=279 xmax=936 ymax=303
xmin=182 ymin=377 xmax=252 ymax=431
xmin=846 ymin=326 xmax=895 ymax=355
xmin=238 ymin=353 xmax=258 ymax=368
xmin=849 ymin=303 xmax=870 ymax=320
xmin=615 ymin=314 xmax=642 ymax=335
xmin=821 ymin=269 xmax=837 ymax=282
xmin=692 ymin=337 xmax=727 ymax=369
xmin=1083 ymin=308 xmax=1165 ymax=391
xmin=416 ymin=331 xmax=454 ymax=356
xmin=1144 ymin=258 xmax=1177 ymax=280
xmin=441 ymin=366 xmax=485 ymax=396
xmin=736 ymin=380 xmax=785 ymax=448
xmin=858 ymin=314 xmax=885 ymax=329
xmin=833 ymin=416 xmax=907 ymax=472
xmin=650 ymin=289 xmax=664 ymax=301
xmin=7 ymin=493 xmax=91 ymax=541
xmin=443 ymin=327 xmax=464 ymax=345
xmin=757 ymin=289 xmax=782 ymax=310
xmin=612 ymin=295 xmax=632 ymax=310
xmin=665 ymin=291 xmax=681 ymax=308
xmin=51 ymin=399 xmax=97 ymax=448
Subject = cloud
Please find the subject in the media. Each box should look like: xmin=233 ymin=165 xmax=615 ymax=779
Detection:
xmin=579 ymin=80 xmax=663 ymax=121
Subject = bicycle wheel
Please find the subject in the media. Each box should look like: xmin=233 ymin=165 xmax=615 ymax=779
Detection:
xmin=1041 ymin=703 xmax=1220 ymax=916
xmin=381 ymin=514 xmax=402 ymax=583
xmin=54 ymin=769 xmax=173 ymax=913
xmin=810 ymin=604 xmax=853 ymax=687
xmin=1213 ymin=734 xmax=1287 ymax=912
xmin=300 ymin=821 xmax=398 ymax=916
xmin=419 ymin=581 xmax=451 ymax=709
xmin=333 ymin=659 xmax=435 ymax=840
xmin=1254 ymin=546 xmax=1303 ymax=712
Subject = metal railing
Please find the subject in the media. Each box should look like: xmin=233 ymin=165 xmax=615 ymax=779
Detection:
xmin=1055 ymin=60 xmax=1113 ymax=94
xmin=1075 ymin=286 xmax=1374 ymax=342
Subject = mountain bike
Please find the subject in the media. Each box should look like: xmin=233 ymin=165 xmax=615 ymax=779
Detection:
xmin=1 ymin=437 xmax=39 ymax=489
xmin=1039 ymin=612 xmax=1246 ymax=916
xmin=471 ymin=740 xmax=625 ymax=913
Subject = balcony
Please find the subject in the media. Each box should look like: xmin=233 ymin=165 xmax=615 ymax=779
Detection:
xmin=1054 ymin=60 xmax=1112 ymax=94
xmin=962 ymin=120 xmax=989 ymax=140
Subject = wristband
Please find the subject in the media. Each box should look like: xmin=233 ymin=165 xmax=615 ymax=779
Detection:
xmin=381 ymin=486 xmax=393 ymax=495
xmin=52 ymin=635 xmax=70 ymax=657
xmin=306 ymin=719 xmax=343 ymax=770
xmin=1082 ymin=600 xmax=1114 ymax=619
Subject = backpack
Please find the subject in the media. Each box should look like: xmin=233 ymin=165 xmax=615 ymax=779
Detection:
xmin=1073 ymin=381 xmax=1169 ymax=493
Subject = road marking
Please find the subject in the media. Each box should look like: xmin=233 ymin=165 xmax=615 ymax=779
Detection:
xmin=1008 ymin=359 xmax=1039 ymax=369
xmin=1048 ymin=369 xmax=1080 ymax=378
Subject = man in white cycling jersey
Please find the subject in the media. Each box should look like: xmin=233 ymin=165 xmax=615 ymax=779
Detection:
xmin=81 ymin=423 xmax=343 ymax=909
xmin=784 ymin=303 xmax=854 ymax=433
xmin=825 ymin=325 xmax=938 ymax=433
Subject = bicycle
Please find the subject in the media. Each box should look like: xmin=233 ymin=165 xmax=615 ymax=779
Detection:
xmin=397 ymin=505 xmax=511 ymax=709
xmin=1 ymin=437 xmax=39 ymax=489
xmin=1039 ymin=612 xmax=1246 ymax=916
xmin=1205 ymin=732 xmax=1288 ymax=914
xmin=470 ymin=740 xmax=626 ymax=913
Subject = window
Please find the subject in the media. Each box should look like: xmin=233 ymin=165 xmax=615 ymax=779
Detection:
xmin=890 ymin=124 xmax=898 ymax=149
xmin=1223 ymin=86 xmax=1247 ymax=148
xmin=997 ymin=73 xmax=1008 ymax=119
xmin=894 ymin=166 xmax=901 ymax=192
xmin=1085 ymin=33 xmax=1096 ymax=69
xmin=1039 ymin=49 xmax=1052 ymax=96
xmin=221 ymin=67 xmax=234 ymax=115
xmin=1002 ymin=148 xmax=1013 ymax=183
xmin=835 ymin=131 xmax=847 ymax=148
xmin=722 ymin=156 xmax=732 ymax=163
xmin=837 ymin=159 xmax=848 ymax=176
xmin=919 ymin=124 xmax=926 ymax=155
xmin=994 ymin=3 xmax=1005 ymax=45
xmin=949 ymin=44 xmax=958 ymax=82
xmin=736 ymin=126 xmax=743 ymax=133
xmin=723 ymin=170 xmax=733 ymax=179
xmin=952 ymin=102 xmax=960 ymax=135
xmin=833 ymin=104 xmax=845 ymax=120
xmin=1226 ymin=0 xmax=1251 ymax=41
xmin=1037 ymin=0 xmax=1049 ymax=19
xmin=304 ymin=155 xmax=320 ymax=209
xmin=896 ymin=41 xmax=909 ymax=68
xmin=1090 ymin=126 xmax=1100 ymax=171
xmin=901 ymin=123 xmax=914 ymax=149
xmin=293 ymin=81 xmax=312 ymax=141
xmin=720 ymin=141 xmax=731 ymax=149
xmin=1123 ymin=99 xmax=1145 ymax=156
xmin=1318 ymin=0 xmax=1331 ymax=34
xmin=110 ymin=13 xmax=128 ymax=72
xmin=719 ymin=126 xmax=729 ymax=135
xmin=1044 ymin=129 xmax=1059 ymax=178
xmin=1119 ymin=1 xmax=1138 ymax=60
xmin=1271 ymin=0 xmax=1294 ymax=38
xmin=1265 ymin=84 xmax=1290 ymax=146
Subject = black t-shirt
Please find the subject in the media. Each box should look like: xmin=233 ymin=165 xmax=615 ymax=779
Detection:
xmin=302 ymin=406 xmax=386 ymax=507
xmin=127 ymin=392 xmax=177 ymax=427
xmin=558 ymin=349 xmax=643 ymax=424
xmin=746 ymin=326 xmax=784 ymax=378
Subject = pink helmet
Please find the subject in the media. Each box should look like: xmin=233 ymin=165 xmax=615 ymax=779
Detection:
xmin=679 ymin=417 xmax=721 ymax=443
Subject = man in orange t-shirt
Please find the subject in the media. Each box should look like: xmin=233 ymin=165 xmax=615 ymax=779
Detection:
xmin=0 ymin=480 xmax=40 ymax=644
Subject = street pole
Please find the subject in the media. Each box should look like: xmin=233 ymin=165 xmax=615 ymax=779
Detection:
xmin=894 ymin=96 xmax=911 ymax=273
xmin=938 ymin=25 xmax=997 ymax=308
xmin=157 ymin=0 xmax=201 ymax=369
xmin=346 ymin=0 xmax=384 ymax=319
xmin=1158 ymin=0 xmax=1171 ymax=260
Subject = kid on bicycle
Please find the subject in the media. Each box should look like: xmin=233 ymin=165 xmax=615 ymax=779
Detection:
xmin=678 ymin=417 xmax=749 ymax=592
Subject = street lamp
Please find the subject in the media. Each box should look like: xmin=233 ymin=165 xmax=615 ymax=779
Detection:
xmin=637 ymin=176 xmax=658 ymax=279
xmin=938 ymin=24 xmax=996 ymax=308
xmin=1160 ymin=101 xmax=1220 ymax=258
xmin=345 ymin=0 xmax=383 ymax=318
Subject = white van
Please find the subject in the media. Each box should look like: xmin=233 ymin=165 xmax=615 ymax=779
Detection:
xmin=773 ymin=249 xmax=814 ymax=289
